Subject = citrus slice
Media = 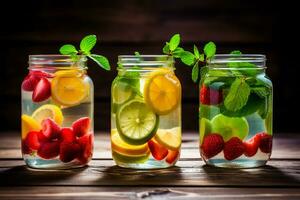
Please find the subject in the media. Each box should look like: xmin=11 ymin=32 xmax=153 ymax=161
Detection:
xmin=51 ymin=70 xmax=88 ymax=106
xmin=144 ymin=69 xmax=181 ymax=115
xmin=199 ymin=118 xmax=212 ymax=145
xmin=112 ymin=150 xmax=150 ymax=164
xmin=116 ymin=99 xmax=159 ymax=145
xmin=111 ymin=129 xmax=150 ymax=155
xmin=154 ymin=127 xmax=181 ymax=151
xmin=32 ymin=104 xmax=64 ymax=125
xmin=112 ymin=80 xmax=133 ymax=105
xmin=21 ymin=114 xmax=41 ymax=139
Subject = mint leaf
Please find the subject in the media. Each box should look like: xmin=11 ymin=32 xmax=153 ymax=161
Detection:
xmin=163 ymin=42 xmax=170 ymax=54
xmin=224 ymin=78 xmax=250 ymax=111
xmin=172 ymin=47 xmax=184 ymax=58
xmin=88 ymin=54 xmax=110 ymax=70
xmin=194 ymin=45 xmax=200 ymax=59
xmin=59 ymin=44 xmax=78 ymax=55
xmin=134 ymin=51 xmax=141 ymax=56
xmin=231 ymin=50 xmax=242 ymax=55
xmin=204 ymin=41 xmax=216 ymax=58
xmin=180 ymin=51 xmax=195 ymax=66
xmin=199 ymin=54 xmax=205 ymax=62
xmin=169 ymin=34 xmax=180 ymax=51
xmin=80 ymin=35 xmax=97 ymax=54
xmin=251 ymin=87 xmax=270 ymax=98
xmin=192 ymin=62 xmax=199 ymax=82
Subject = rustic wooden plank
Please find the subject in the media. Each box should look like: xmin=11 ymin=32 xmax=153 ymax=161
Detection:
xmin=0 ymin=186 xmax=300 ymax=200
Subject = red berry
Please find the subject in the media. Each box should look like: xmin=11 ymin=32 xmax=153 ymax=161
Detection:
xmin=41 ymin=118 xmax=61 ymax=140
xmin=21 ymin=75 xmax=40 ymax=91
xmin=25 ymin=131 xmax=41 ymax=150
xmin=244 ymin=134 xmax=261 ymax=157
xmin=30 ymin=70 xmax=53 ymax=78
xmin=72 ymin=117 xmax=91 ymax=137
xmin=21 ymin=139 xmax=32 ymax=154
xmin=148 ymin=139 xmax=169 ymax=161
xmin=77 ymin=133 xmax=93 ymax=164
xmin=32 ymin=78 xmax=51 ymax=102
xmin=37 ymin=141 xmax=60 ymax=159
xmin=201 ymin=134 xmax=224 ymax=159
xmin=166 ymin=150 xmax=179 ymax=164
xmin=61 ymin=127 xmax=76 ymax=143
xmin=258 ymin=132 xmax=272 ymax=153
xmin=59 ymin=141 xmax=81 ymax=163
xmin=200 ymin=85 xmax=223 ymax=105
xmin=223 ymin=137 xmax=245 ymax=161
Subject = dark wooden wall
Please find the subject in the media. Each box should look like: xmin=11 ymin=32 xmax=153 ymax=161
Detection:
xmin=0 ymin=0 xmax=297 ymax=132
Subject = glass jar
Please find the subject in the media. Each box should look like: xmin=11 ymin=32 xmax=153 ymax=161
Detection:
xmin=111 ymin=55 xmax=181 ymax=169
xmin=199 ymin=54 xmax=272 ymax=168
xmin=21 ymin=55 xmax=94 ymax=169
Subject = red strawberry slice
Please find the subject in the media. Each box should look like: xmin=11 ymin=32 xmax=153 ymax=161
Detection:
xmin=244 ymin=134 xmax=261 ymax=157
xmin=37 ymin=140 xmax=60 ymax=159
xmin=200 ymin=85 xmax=223 ymax=105
xmin=258 ymin=132 xmax=272 ymax=153
xmin=21 ymin=139 xmax=32 ymax=154
xmin=21 ymin=75 xmax=40 ymax=91
xmin=201 ymin=133 xmax=224 ymax=159
xmin=223 ymin=137 xmax=245 ymax=160
xmin=77 ymin=133 xmax=93 ymax=164
xmin=148 ymin=139 xmax=169 ymax=161
xmin=61 ymin=127 xmax=76 ymax=143
xmin=30 ymin=70 xmax=53 ymax=78
xmin=59 ymin=141 xmax=81 ymax=163
xmin=32 ymin=78 xmax=51 ymax=102
xmin=25 ymin=131 xmax=41 ymax=150
xmin=72 ymin=117 xmax=91 ymax=137
xmin=41 ymin=118 xmax=61 ymax=140
xmin=166 ymin=150 xmax=179 ymax=164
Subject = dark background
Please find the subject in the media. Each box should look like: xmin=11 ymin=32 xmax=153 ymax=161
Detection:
xmin=0 ymin=0 xmax=297 ymax=133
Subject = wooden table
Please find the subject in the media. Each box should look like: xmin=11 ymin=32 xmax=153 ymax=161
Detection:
xmin=0 ymin=132 xmax=299 ymax=200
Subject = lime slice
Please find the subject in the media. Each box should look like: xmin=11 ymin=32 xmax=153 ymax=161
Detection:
xmin=112 ymin=150 xmax=150 ymax=164
xmin=112 ymin=80 xmax=134 ymax=105
xmin=154 ymin=127 xmax=181 ymax=151
xmin=116 ymin=100 xmax=159 ymax=145
xmin=199 ymin=118 xmax=212 ymax=145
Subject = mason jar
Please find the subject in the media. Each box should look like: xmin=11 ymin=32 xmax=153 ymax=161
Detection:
xmin=21 ymin=55 xmax=94 ymax=169
xmin=199 ymin=54 xmax=272 ymax=168
xmin=111 ymin=55 xmax=182 ymax=169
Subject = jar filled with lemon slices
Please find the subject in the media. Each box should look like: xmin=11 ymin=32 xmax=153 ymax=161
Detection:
xmin=21 ymin=55 xmax=94 ymax=169
xmin=111 ymin=55 xmax=181 ymax=169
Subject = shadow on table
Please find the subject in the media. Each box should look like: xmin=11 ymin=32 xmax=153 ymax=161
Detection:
xmin=202 ymin=164 xmax=300 ymax=186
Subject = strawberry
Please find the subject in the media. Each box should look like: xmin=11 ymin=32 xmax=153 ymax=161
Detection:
xmin=166 ymin=150 xmax=179 ymax=164
xmin=32 ymin=78 xmax=51 ymax=102
xmin=37 ymin=141 xmax=60 ymax=159
xmin=21 ymin=75 xmax=40 ymax=91
xmin=148 ymin=139 xmax=169 ymax=161
xmin=41 ymin=118 xmax=61 ymax=140
xmin=200 ymin=85 xmax=223 ymax=105
xmin=77 ymin=133 xmax=93 ymax=164
xmin=25 ymin=131 xmax=41 ymax=150
xmin=201 ymin=134 xmax=224 ymax=159
xmin=21 ymin=139 xmax=32 ymax=154
xmin=223 ymin=137 xmax=245 ymax=161
xmin=61 ymin=127 xmax=76 ymax=143
xmin=59 ymin=141 xmax=81 ymax=163
xmin=244 ymin=134 xmax=261 ymax=157
xmin=259 ymin=132 xmax=272 ymax=153
xmin=72 ymin=117 xmax=91 ymax=137
xmin=30 ymin=70 xmax=53 ymax=78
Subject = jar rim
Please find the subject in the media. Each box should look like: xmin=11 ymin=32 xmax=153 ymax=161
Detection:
xmin=118 ymin=55 xmax=174 ymax=69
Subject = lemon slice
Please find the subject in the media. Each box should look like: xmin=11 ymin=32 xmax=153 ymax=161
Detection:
xmin=144 ymin=69 xmax=181 ymax=115
xmin=112 ymin=150 xmax=150 ymax=164
xmin=154 ymin=127 xmax=181 ymax=151
xmin=21 ymin=114 xmax=41 ymax=139
xmin=51 ymin=70 xmax=88 ymax=106
xmin=32 ymin=104 xmax=64 ymax=125
xmin=111 ymin=129 xmax=149 ymax=156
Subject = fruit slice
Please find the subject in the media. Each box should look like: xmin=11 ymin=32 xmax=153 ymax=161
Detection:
xmin=21 ymin=114 xmax=41 ymax=139
xmin=77 ymin=133 xmax=93 ymax=164
xmin=32 ymin=78 xmax=51 ymax=102
xmin=148 ymin=139 xmax=168 ymax=160
xmin=37 ymin=140 xmax=60 ymax=159
xmin=41 ymin=118 xmax=61 ymax=140
xmin=111 ymin=129 xmax=149 ymax=156
xmin=258 ymin=132 xmax=272 ymax=153
xmin=32 ymin=104 xmax=64 ymax=125
xmin=25 ymin=131 xmax=41 ymax=150
xmin=211 ymin=114 xmax=249 ymax=142
xmin=21 ymin=139 xmax=32 ymax=154
xmin=166 ymin=150 xmax=180 ymax=164
xmin=199 ymin=118 xmax=212 ymax=145
xmin=200 ymin=85 xmax=223 ymax=105
xmin=201 ymin=134 xmax=224 ymax=159
xmin=72 ymin=117 xmax=91 ymax=137
xmin=223 ymin=137 xmax=245 ymax=160
xmin=116 ymin=100 xmax=158 ymax=145
xmin=112 ymin=150 xmax=150 ymax=164
xmin=244 ymin=134 xmax=261 ymax=157
xmin=112 ymin=79 xmax=134 ymax=105
xmin=22 ymin=75 xmax=40 ymax=91
xmin=59 ymin=141 xmax=81 ymax=163
xmin=144 ymin=69 xmax=181 ymax=115
xmin=154 ymin=127 xmax=181 ymax=151
xmin=51 ymin=70 xmax=87 ymax=106
xmin=61 ymin=127 xmax=76 ymax=143
xmin=199 ymin=105 xmax=220 ymax=120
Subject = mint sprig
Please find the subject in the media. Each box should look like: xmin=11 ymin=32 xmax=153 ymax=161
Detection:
xmin=59 ymin=34 xmax=111 ymax=71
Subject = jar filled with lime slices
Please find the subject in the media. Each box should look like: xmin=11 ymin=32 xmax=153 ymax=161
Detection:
xmin=21 ymin=55 xmax=94 ymax=169
xmin=199 ymin=54 xmax=273 ymax=168
xmin=111 ymin=55 xmax=182 ymax=169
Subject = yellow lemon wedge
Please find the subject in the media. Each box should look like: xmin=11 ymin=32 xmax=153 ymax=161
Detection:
xmin=21 ymin=114 xmax=41 ymax=139
xmin=144 ymin=69 xmax=181 ymax=115
xmin=51 ymin=70 xmax=88 ymax=106
xmin=154 ymin=127 xmax=181 ymax=151
xmin=32 ymin=104 xmax=64 ymax=125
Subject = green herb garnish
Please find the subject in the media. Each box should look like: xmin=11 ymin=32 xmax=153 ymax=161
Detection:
xmin=59 ymin=35 xmax=111 ymax=71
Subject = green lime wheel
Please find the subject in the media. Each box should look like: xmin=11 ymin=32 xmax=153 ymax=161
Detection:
xmin=112 ymin=80 xmax=134 ymax=105
xmin=116 ymin=99 xmax=159 ymax=145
